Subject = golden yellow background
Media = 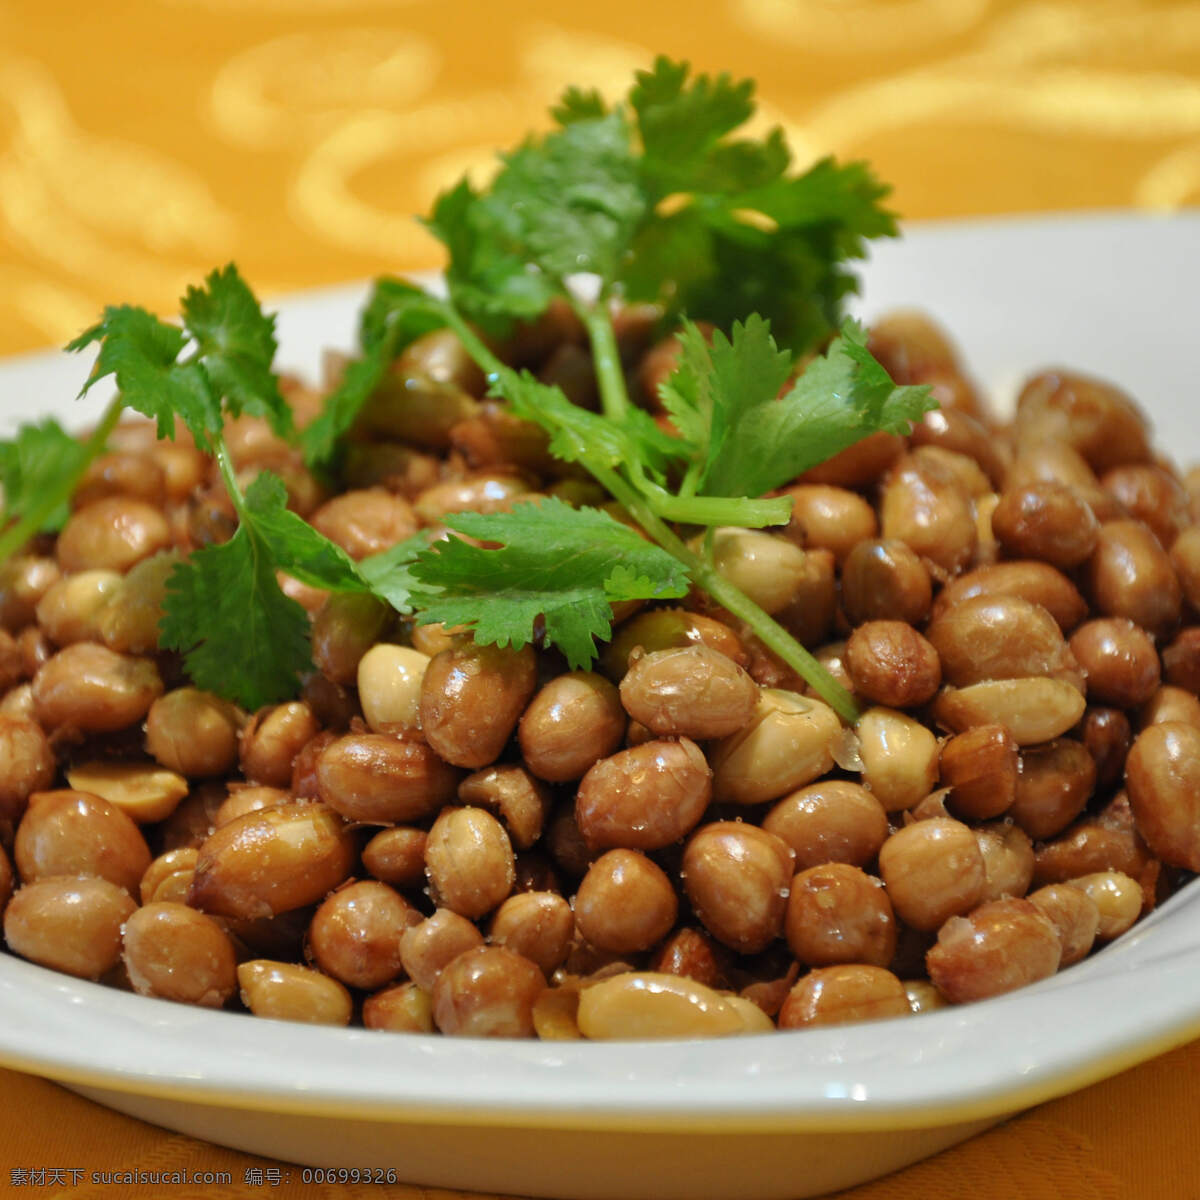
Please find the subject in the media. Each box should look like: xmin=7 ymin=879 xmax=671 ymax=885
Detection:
xmin=3 ymin=0 xmax=1200 ymax=1196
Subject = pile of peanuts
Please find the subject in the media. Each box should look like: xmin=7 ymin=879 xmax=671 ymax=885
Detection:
xmin=2 ymin=305 xmax=1199 ymax=1041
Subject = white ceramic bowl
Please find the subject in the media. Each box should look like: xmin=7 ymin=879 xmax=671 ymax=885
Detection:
xmin=2 ymin=213 xmax=1199 ymax=1200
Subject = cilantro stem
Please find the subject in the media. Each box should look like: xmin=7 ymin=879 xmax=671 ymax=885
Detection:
xmin=574 ymin=301 xmax=628 ymax=424
xmin=212 ymin=435 xmax=250 ymax=524
xmin=591 ymin=462 xmax=862 ymax=725
xmin=0 ymin=395 xmax=123 ymax=567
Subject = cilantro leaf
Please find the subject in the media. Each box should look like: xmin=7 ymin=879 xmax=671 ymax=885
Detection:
xmin=357 ymin=529 xmax=435 ymax=614
xmin=0 ymin=419 xmax=91 ymax=532
xmin=410 ymin=498 xmax=689 ymax=668
xmin=680 ymin=318 xmax=934 ymax=499
xmin=68 ymin=306 xmax=219 ymax=440
xmin=552 ymin=86 xmax=608 ymax=125
xmin=181 ymin=264 xmax=291 ymax=436
xmin=300 ymin=279 xmax=448 ymax=468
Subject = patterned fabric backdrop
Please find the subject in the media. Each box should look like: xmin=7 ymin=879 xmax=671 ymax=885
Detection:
xmin=2 ymin=1 xmax=1200 ymax=1198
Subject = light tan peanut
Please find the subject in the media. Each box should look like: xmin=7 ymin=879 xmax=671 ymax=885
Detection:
xmin=1103 ymin=465 xmax=1190 ymax=549
xmin=856 ymin=707 xmax=939 ymax=813
xmin=841 ymin=539 xmax=933 ymax=627
xmin=1086 ymin=520 xmax=1181 ymax=640
xmin=98 ymin=552 xmax=180 ymax=655
xmin=1125 ymin=722 xmax=1200 ymax=870
xmin=649 ymin=927 xmax=724 ymax=989
xmin=425 ymin=806 xmax=515 ymax=919
xmin=1140 ymin=685 xmax=1200 ymax=730
xmin=310 ymin=593 xmax=392 ymax=686
xmin=926 ymin=897 xmax=1061 ymax=1003
xmin=400 ymin=910 xmax=485 ymax=992
xmin=904 ymin=980 xmax=949 ymax=1014
xmin=683 ymin=822 xmax=794 ymax=954
xmin=1028 ymin=883 xmax=1101 ymax=966
xmin=780 ymin=484 xmax=878 ymax=563
xmin=574 ymin=850 xmax=678 ymax=954
xmin=188 ymin=802 xmax=356 ymax=920
xmin=710 ymin=690 xmax=842 ymax=806
xmin=933 ymin=678 xmax=1087 ymax=745
xmin=1009 ymin=739 xmax=1096 ymax=840
xmin=619 ymin=645 xmax=758 ymax=740
xmin=356 ymin=644 xmax=429 ymax=733
xmin=240 ymin=701 xmax=321 ymax=788
xmin=763 ymin=781 xmax=889 ymax=870
xmin=431 ymin=945 xmax=545 ymax=1037
xmin=143 ymin=688 xmax=240 ymax=778
xmin=316 ymin=732 xmax=461 ymax=824
xmin=308 ymin=880 xmax=422 ymax=989
xmin=518 ymin=671 xmax=625 ymax=782
xmin=15 ymin=789 xmax=151 ymax=894
xmin=362 ymin=982 xmax=435 ymax=1033
xmin=926 ymin=595 xmax=1079 ymax=688
xmin=974 ymin=822 xmax=1035 ymax=902
xmin=457 ymin=764 xmax=551 ymax=850
xmin=703 ymin=528 xmax=811 ymax=615
xmin=939 ymin=725 xmax=1018 ymax=821
xmin=237 ymin=960 xmax=352 ymax=1025
xmin=778 ymin=965 xmax=911 ymax=1028
xmin=880 ymin=450 xmax=977 ymax=578
xmin=785 ymin=863 xmax=895 ymax=967
xmin=532 ymin=986 xmax=583 ymax=1040
xmin=878 ymin=818 xmax=985 ymax=931
xmin=1015 ymin=370 xmax=1151 ymax=472
xmin=139 ymin=848 xmax=199 ymax=905
xmin=0 ymin=716 xmax=56 ymax=823
xmin=362 ymin=826 xmax=428 ymax=888
xmin=310 ymin=488 xmax=418 ymax=560
xmin=577 ymin=972 xmax=773 ymax=1039
xmin=3 ymin=875 xmax=136 ymax=980
xmin=32 ymin=643 xmax=162 ymax=733
xmin=488 ymin=891 xmax=574 ymax=976
xmin=419 ymin=642 xmax=538 ymax=768
xmin=844 ymin=621 xmax=940 ymax=709
xmin=1066 ymin=871 xmax=1143 ymax=940
xmin=64 ymin=762 xmax=188 ymax=825
xmin=56 ymin=497 xmax=170 ymax=573
xmin=931 ymin=561 xmax=1087 ymax=632
xmin=121 ymin=902 xmax=237 ymax=1007
xmin=0 ymin=556 xmax=61 ymax=630
xmin=1069 ymin=618 xmax=1160 ymax=708
xmin=35 ymin=569 xmax=123 ymax=646
xmin=576 ymin=738 xmax=711 ymax=851
xmin=600 ymin=609 xmax=747 ymax=681
xmin=991 ymin=481 xmax=1100 ymax=568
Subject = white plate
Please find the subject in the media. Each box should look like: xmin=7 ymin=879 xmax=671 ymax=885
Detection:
xmin=2 ymin=212 xmax=1200 ymax=1200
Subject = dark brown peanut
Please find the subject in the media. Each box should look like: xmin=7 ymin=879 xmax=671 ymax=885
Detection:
xmin=1125 ymin=722 xmax=1200 ymax=869
xmin=1102 ymin=465 xmax=1190 ymax=549
xmin=1028 ymin=883 xmax=1101 ymax=966
xmin=15 ymin=789 xmax=151 ymax=895
xmin=574 ymin=850 xmax=678 ymax=954
xmin=619 ymin=646 xmax=759 ymax=739
xmin=4 ymin=875 xmax=136 ymax=980
xmin=939 ymin=725 xmax=1018 ymax=820
xmin=241 ymin=701 xmax=322 ymax=787
xmin=488 ymin=891 xmax=574 ymax=976
xmin=1069 ymin=618 xmax=1160 ymax=708
xmin=682 ymin=822 xmax=794 ymax=954
xmin=311 ymin=594 xmax=392 ymax=685
xmin=841 ymin=539 xmax=933 ymax=627
xmin=778 ymin=964 xmax=910 ymax=1028
xmin=931 ymin=561 xmax=1087 ymax=632
xmin=991 ymin=482 xmax=1099 ymax=567
xmin=32 ymin=643 xmax=163 ymax=733
xmin=575 ymin=738 xmax=711 ymax=851
xmin=431 ymin=946 xmax=546 ymax=1037
xmin=518 ymin=671 xmax=625 ymax=782
xmin=844 ymin=621 xmax=940 ymax=709
xmin=1009 ymin=739 xmax=1096 ymax=840
xmin=600 ymin=609 xmax=747 ymax=680
xmin=762 ymin=781 xmax=889 ymax=870
xmin=785 ymin=863 xmax=895 ymax=967
xmin=1162 ymin=628 xmax=1200 ymax=693
xmin=878 ymin=818 xmax=985 ymax=931
xmin=316 ymin=733 xmax=461 ymax=823
xmin=419 ymin=642 xmax=538 ymax=768
xmin=399 ymin=910 xmax=485 ymax=992
xmin=122 ymin=902 xmax=238 ymax=1007
xmin=0 ymin=716 xmax=56 ymax=823
xmin=1081 ymin=707 xmax=1133 ymax=792
xmin=425 ymin=806 xmax=515 ymax=919
xmin=1086 ymin=520 xmax=1181 ymax=640
xmin=926 ymin=897 xmax=1061 ymax=1003
xmin=308 ymin=880 xmax=422 ymax=989
xmin=649 ymin=928 xmax=724 ymax=988
xmin=188 ymin=802 xmax=356 ymax=920
xmin=779 ymin=484 xmax=878 ymax=563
